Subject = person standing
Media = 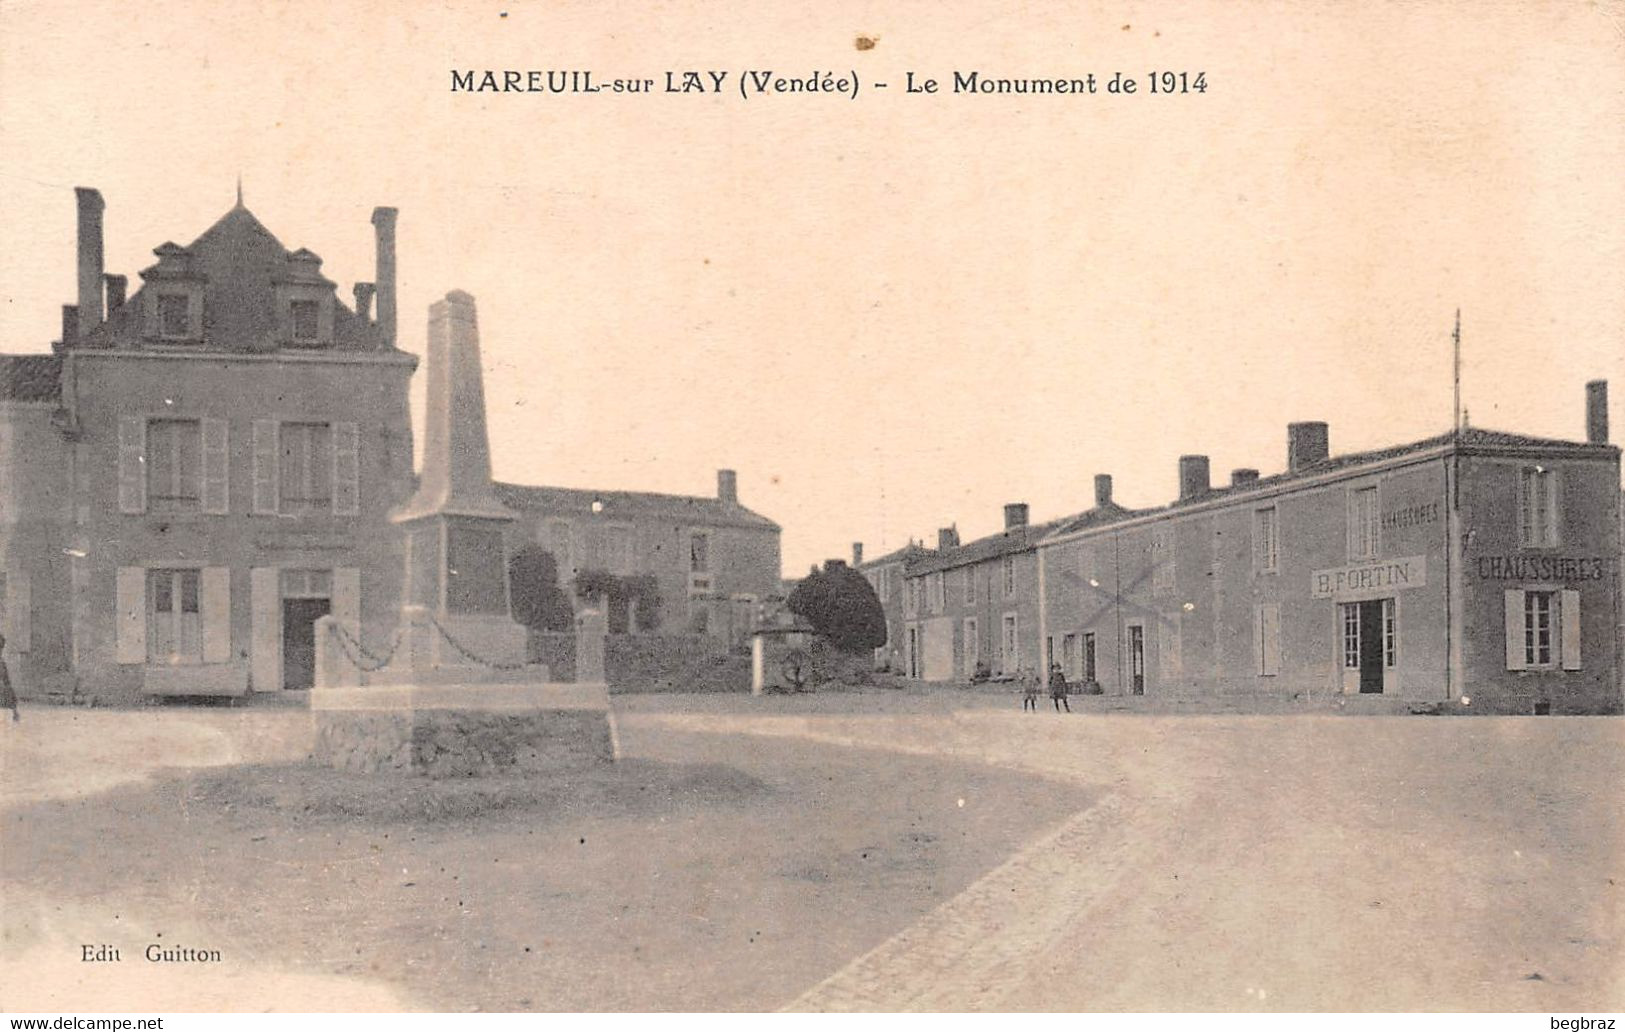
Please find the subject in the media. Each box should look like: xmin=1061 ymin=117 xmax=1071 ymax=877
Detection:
xmin=1049 ymin=662 xmax=1070 ymax=712
xmin=0 ymin=632 xmax=19 ymax=722
xmin=1021 ymin=667 xmax=1039 ymax=712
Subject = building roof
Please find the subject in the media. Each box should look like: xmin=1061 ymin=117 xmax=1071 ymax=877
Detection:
xmin=906 ymin=515 xmax=1077 ymax=576
xmin=77 ymin=202 xmax=394 ymax=354
xmin=858 ymin=541 xmax=933 ymax=569
xmin=1044 ymin=425 xmax=1618 ymax=543
xmin=494 ymin=481 xmax=779 ymax=531
xmin=0 ymin=354 xmax=63 ymax=402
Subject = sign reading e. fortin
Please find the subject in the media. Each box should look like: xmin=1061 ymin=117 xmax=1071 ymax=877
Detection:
xmin=1311 ymin=556 xmax=1427 ymax=599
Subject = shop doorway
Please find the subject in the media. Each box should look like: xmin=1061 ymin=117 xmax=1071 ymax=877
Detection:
xmin=1340 ymin=598 xmax=1395 ymax=694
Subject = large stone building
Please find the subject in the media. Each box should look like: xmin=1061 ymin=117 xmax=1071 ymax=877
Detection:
xmin=853 ymin=385 xmax=1621 ymax=714
xmin=0 ymin=186 xmax=785 ymax=704
xmin=1037 ymin=391 xmax=1621 ymax=714
xmin=855 ymin=539 xmax=927 ymax=674
xmin=897 ymin=505 xmax=1078 ymax=681
xmin=496 ymin=470 xmax=782 ymax=646
xmin=0 ymin=188 xmax=417 ymax=701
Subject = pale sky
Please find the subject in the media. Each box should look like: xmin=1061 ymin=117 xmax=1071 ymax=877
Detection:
xmin=3 ymin=0 xmax=1621 ymax=577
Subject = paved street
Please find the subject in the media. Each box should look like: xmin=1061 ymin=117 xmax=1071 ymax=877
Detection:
xmin=633 ymin=709 xmax=1625 ymax=1011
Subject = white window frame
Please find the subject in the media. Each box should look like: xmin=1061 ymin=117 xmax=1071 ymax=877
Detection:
xmin=1347 ymin=485 xmax=1380 ymax=561
xmin=962 ymin=617 xmax=979 ymax=677
xmin=1002 ymin=556 xmax=1015 ymax=598
xmin=1254 ymin=506 xmax=1279 ymax=573
xmin=963 ymin=567 xmax=975 ymax=605
xmin=1518 ymin=466 xmax=1560 ymax=548
xmin=687 ymin=529 xmax=712 ymax=596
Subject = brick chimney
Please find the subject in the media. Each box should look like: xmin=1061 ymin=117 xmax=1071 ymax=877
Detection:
xmin=1231 ymin=468 xmax=1260 ymax=487
xmin=1004 ymin=503 xmax=1029 ymax=530
xmin=1586 ymin=380 xmax=1608 ymax=444
xmin=75 ymin=188 xmax=105 ymax=338
xmin=1288 ymin=422 xmax=1330 ymax=473
xmin=103 ymin=274 xmax=127 ymax=314
xmin=354 ymin=282 xmax=376 ymax=324
xmin=717 ymin=469 xmax=738 ymax=503
xmin=1178 ymin=455 xmax=1211 ymax=501
xmin=59 ymin=305 xmax=78 ymax=348
xmin=852 ymin=542 xmax=864 ymax=567
xmin=1094 ymin=474 xmax=1113 ymax=508
xmin=938 ymin=526 xmax=960 ymax=551
xmin=371 ymin=207 xmax=398 ymax=348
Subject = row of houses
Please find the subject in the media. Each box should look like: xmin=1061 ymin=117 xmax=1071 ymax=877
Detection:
xmin=0 ymin=187 xmax=782 ymax=703
xmin=857 ymin=390 xmax=1623 ymax=714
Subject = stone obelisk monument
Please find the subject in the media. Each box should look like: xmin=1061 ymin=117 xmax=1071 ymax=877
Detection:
xmin=310 ymin=290 xmax=615 ymax=777
xmin=390 ymin=290 xmax=528 ymax=668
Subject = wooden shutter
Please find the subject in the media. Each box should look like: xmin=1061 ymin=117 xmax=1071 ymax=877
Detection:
xmin=1257 ymin=603 xmax=1281 ymax=676
xmin=201 ymin=418 xmax=229 ymax=514
xmin=252 ymin=420 xmax=279 ymax=514
xmin=115 ymin=566 xmax=146 ymax=664
xmin=1504 ymin=590 xmax=1527 ymax=671
xmin=331 ymin=422 xmax=359 ymax=516
xmin=250 ymin=567 xmax=280 ymax=691
xmin=3 ymin=571 xmax=29 ymax=652
xmin=201 ymin=567 xmax=231 ymax=662
xmin=333 ymin=566 xmax=361 ymax=631
xmin=1560 ymin=590 xmax=1581 ymax=671
xmin=118 ymin=416 xmax=147 ymax=514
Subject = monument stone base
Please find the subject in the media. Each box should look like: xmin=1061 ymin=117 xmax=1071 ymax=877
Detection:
xmin=310 ymin=683 xmax=616 ymax=777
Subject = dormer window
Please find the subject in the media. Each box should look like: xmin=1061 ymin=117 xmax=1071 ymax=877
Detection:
xmin=158 ymin=294 xmax=191 ymax=338
xmin=290 ymin=300 xmax=320 ymax=344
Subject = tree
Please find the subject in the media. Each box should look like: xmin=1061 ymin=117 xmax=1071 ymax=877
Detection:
xmin=622 ymin=573 xmax=663 ymax=632
xmin=787 ymin=560 xmax=887 ymax=653
xmin=508 ymin=545 xmax=574 ymax=633
xmin=574 ymin=569 xmax=664 ymax=634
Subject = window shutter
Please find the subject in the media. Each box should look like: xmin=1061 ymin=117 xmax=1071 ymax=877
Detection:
xmin=118 ymin=416 xmax=147 ymax=514
xmin=332 ymin=422 xmax=359 ymax=516
xmin=250 ymin=567 xmax=280 ymax=690
xmin=252 ymin=420 xmax=279 ymax=514
xmin=201 ymin=567 xmax=231 ymax=662
xmin=115 ymin=567 xmax=146 ymax=664
xmin=333 ymin=566 xmax=361 ymax=631
xmin=1560 ymin=590 xmax=1581 ymax=671
xmin=1504 ymin=590 xmax=1527 ymax=671
xmin=202 ymin=418 xmax=229 ymax=514
xmin=1546 ymin=471 xmax=1562 ymax=547
xmin=4 ymin=572 xmax=30 ymax=652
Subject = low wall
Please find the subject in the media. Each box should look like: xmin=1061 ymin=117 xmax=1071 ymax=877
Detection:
xmin=527 ymin=632 xmax=577 ymax=681
xmin=606 ymin=633 xmax=747 ymax=694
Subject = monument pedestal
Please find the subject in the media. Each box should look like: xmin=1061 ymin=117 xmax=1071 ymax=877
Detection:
xmin=309 ymin=290 xmax=615 ymax=777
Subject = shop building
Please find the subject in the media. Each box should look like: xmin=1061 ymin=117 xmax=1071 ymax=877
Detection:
xmin=1037 ymin=388 xmax=1620 ymax=713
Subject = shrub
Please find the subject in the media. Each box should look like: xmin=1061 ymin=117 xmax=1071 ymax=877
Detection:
xmin=508 ymin=545 xmax=574 ymax=633
xmin=787 ymin=560 xmax=887 ymax=654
